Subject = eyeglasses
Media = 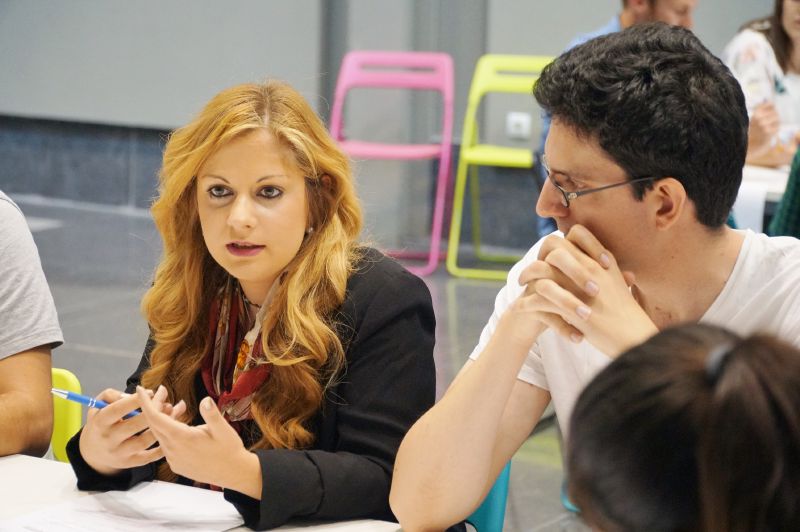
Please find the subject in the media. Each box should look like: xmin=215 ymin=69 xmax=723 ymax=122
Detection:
xmin=541 ymin=154 xmax=659 ymax=208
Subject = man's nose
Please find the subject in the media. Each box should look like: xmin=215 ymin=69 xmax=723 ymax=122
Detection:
xmin=536 ymin=177 xmax=569 ymax=219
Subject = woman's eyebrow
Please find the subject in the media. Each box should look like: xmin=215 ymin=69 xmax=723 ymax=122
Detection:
xmin=256 ymin=174 xmax=289 ymax=182
xmin=197 ymin=174 xmax=289 ymax=183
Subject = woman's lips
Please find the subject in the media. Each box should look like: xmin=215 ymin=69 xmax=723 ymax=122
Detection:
xmin=226 ymin=242 xmax=265 ymax=257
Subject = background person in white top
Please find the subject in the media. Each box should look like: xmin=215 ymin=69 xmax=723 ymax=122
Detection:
xmin=390 ymin=23 xmax=800 ymax=531
xmin=723 ymin=0 xmax=800 ymax=168
xmin=0 ymin=190 xmax=63 ymax=457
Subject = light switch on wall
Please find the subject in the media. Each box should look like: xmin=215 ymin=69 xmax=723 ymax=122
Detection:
xmin=506 ymin=111 xmax=532 ymax=140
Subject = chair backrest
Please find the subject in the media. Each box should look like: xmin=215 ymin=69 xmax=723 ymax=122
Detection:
xmin=461 ymin=54 xmax=553 ymax=150
xmin=768 ymin=149 xmax=800 ymax=237
xmin=466 ymin=462 xmax=511 ymax=532
xmin=467 ymin=54 xmax=552 ymax=105
xmin=329 ymin=50 xmax=454 ymax=143
xmin=51 ymin=368 xmax=82 ymax=463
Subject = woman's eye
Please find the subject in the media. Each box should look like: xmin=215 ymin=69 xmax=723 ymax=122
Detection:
xmin=259 ymin=186 xmax=282 ymax=199
xmin=208 ymin=185 xmax=230 ymax=198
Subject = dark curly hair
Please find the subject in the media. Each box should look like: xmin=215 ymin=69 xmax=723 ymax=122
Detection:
xmin=534 ymin=23 xmax=748 ymax=228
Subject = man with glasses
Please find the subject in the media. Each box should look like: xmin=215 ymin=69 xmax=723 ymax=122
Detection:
xmin=391 ymin=23 xmax=800 ymax=531
xmin=537 ymin=0 xmax=697 ymax=236
xmin=536 ymin=0 xmax=697 ymax=237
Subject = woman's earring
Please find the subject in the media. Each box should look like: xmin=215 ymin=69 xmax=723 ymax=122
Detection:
xmin=305 ymin=227 xmax=314 ymax=235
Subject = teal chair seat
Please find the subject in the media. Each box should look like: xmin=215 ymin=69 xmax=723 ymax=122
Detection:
xmin=466 ymin=462 xmax=511 ymax=532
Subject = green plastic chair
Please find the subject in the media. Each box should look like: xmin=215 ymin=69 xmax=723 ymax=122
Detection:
xmin=466 ymin=462 xmax=511 ymax=532
xmin=768 ymin=148 xmax=800 ymax=237
xmin=51 ymin=368 xmax=82 ymax=462
xmin=447 ymin=54 xmax=554 ymax=280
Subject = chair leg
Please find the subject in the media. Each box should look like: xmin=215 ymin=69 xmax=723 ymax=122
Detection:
xmin=446 ymin=155 xmax=470 ymax=277
xmin=389 ymin=151 xmax=451 ymax=276
xmin=447 ymin=159 xmax=515 ymax=281
xmin=469 ymin=164 xmax=484 ymax=255
xmin=416 ymin=152 xmax=451 ymax=275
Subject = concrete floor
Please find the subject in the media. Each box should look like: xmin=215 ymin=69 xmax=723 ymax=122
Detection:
xmin=18 ymin=195 xmax=588 ymax=532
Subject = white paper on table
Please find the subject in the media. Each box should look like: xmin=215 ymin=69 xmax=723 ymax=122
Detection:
xmin=275 ymin=520 xmax=400 ymax=531
xmin=0 ymin=480 xmax=243 ymax=532
xmin=732 ymin=180 xmax=769 ymax=233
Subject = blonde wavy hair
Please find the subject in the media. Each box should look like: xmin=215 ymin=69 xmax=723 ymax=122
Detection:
xmin=140 ymin=81 xmax=363 ymax=465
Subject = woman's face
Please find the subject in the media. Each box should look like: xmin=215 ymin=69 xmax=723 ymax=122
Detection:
xmin=196 ymin=128 xmax=309 ymax=303
xmin=783 ymin=0 xmax=800 ymax=44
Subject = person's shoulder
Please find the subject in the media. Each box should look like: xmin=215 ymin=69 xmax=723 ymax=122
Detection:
xmin=0 ymin=191 xmax=30 ymax=242
xmin=337 ymin=247 xmax=433 ymax=334
xmin=740 ymin=230 xmax=800 ymax=271
xmin=345 ymin=247 xmax=429 ymax=302
xmin=760 ymin=232 xmax=800 ymax=257
xmin=724 ymin=28 xmax=772 ymax=59
xmin=568 ymin=16 xmax=620 ymax=49
xmin=736 ymin=28 xmax=770 ymax=45
xmin=0 ymin=190 xmax=23 ymax=220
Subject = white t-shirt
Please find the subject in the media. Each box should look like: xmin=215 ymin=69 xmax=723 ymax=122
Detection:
xmin=469 ymin=230 xmax=800 ymax=433
xmin=0 ymin=191 xmax=63 ymax=360
xmin=723 ymin=28 xmax=800 ymax=139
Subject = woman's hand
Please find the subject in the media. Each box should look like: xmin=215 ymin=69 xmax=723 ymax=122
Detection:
xmin=135 ymin=386 xmax=262 ymax=498
xmin=78 ymin=387 xmax=181 ymax=476
xmin=748 ymin=102 xmax=781 ymax=154
xmin=746 ymin=103 xmax=797 ymax=167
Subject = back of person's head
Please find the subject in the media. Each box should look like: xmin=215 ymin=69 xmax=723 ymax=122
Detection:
xmin=567 ymin=323 xmax=800 ymax=532
xmin=534 ymin=23 xmax=748 ymax=228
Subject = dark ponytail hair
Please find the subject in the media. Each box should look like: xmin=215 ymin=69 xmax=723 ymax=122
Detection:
xmin=567 ymin=323 xmax=800 ymax=531
xmin=699 ymin=333 xmax=800 ymax=531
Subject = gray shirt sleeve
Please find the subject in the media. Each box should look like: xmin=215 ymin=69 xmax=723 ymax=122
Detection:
xmin=0 ymin=192 xmax=63 ymax=360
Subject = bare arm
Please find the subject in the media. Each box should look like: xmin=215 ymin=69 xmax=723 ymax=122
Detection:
xmin=390 ymin=316 xmax=551 ymax=532
xmin=391 ymin=232 xmax=618 ymax=531
xmin=0 ymin=347 xmax=53 ymax=457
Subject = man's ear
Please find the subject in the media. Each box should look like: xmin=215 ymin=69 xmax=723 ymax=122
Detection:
xmin=650 ymin=177 xmax=687 ymax=231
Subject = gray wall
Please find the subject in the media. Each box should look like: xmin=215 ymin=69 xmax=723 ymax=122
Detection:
xmin=0 ymin=0 xmax=322 ymax=129
xmin=0 ymin=0 xmax=775 ymax=133
xmin=0 ymin=0 xmax=778 ymax=249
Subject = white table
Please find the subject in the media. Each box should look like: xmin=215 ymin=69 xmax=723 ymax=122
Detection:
xmin=734 ymin=165 xmax=790 ymax=232
xmin=742 ymin=164 xmax=789 ymax=203
xmin=0 ymin=455 xmax=401 ymax=531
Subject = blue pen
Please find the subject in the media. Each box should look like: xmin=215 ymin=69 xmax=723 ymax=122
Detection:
xmin=51 ymin=388 xmax=140 ymax=419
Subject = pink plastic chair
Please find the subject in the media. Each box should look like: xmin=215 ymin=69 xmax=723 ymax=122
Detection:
xmin=330 ymin=51 xmax=454 ymax=276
